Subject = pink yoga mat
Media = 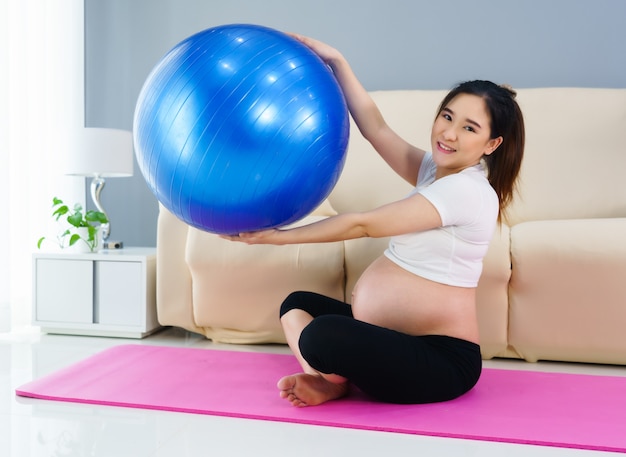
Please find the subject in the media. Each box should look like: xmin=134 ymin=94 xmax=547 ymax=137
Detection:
xmin=15 ymin=344 xmax=626 ymax=453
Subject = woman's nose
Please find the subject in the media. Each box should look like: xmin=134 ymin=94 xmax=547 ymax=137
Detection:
xmin=443 ymin=126 xmax=457 ymax=141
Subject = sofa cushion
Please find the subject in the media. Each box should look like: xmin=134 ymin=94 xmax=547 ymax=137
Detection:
xmin=185 ymin=214 xmax=345 ymax=344
xmin=329 ymin=90 xmax=442 ymax=215
xmin=505 ymin=88 xmax=626 ymax=225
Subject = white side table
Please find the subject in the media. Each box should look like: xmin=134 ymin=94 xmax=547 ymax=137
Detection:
xmin=32 ymin=247 xmax=160 ymax=338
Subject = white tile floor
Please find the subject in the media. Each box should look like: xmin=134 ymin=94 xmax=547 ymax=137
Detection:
xmin=2 ymin=326 xmax=625 ymax=457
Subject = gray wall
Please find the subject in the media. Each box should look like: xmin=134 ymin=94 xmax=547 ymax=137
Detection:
xmin=85 ymin=0 xmax=626 ymax=247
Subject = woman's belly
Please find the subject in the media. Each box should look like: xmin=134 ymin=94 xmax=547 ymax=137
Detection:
xmin=350 ymin=256 xmax=480 ymax=343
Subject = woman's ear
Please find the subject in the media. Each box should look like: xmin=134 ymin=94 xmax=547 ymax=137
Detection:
xmin=484 ymin=136 xmax=503 ymax=155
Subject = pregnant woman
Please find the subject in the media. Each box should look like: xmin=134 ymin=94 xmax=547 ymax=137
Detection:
xmin=225 ymin=33 xmax=524 ymax=407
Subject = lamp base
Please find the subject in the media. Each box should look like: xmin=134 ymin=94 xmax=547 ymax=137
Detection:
xmin=102 ymin=240 xmax=124 ymax=250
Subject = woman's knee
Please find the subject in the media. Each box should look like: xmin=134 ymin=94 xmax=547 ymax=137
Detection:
xmin=279 ymin=291 xmax=308 ymax=317
xmin=298 ymin=316 xmax=323 ymax=349
xmin=298 ymin=315 xmax=349 ymax=373
xmin=280 ymin=291 xmax=352 ymax=321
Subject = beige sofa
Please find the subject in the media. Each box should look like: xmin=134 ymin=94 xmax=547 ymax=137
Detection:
xmin=156 ymin=87 xmax=626 ymax=365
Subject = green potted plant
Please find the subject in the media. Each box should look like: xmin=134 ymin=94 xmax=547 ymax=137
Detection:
xmin=37 ymin=197 xmax=108 ymax=252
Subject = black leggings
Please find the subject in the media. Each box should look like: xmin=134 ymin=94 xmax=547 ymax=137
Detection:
xmin=280 ymin=291 xmax=482 ymax=404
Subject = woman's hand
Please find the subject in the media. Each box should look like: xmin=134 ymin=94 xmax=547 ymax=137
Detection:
xmin=287 ymin=33 xmax=343 ymax=66
xmin=220 ymin=229 xmax=282 ymax=245
xmin=288 ymin=32 xmax=424 ymax=186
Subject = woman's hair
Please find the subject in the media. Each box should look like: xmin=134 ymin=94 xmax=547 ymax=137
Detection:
xmin=436 ymin=80 xmax=525 ymax=222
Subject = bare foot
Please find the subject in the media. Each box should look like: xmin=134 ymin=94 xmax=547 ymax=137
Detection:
xmin=277 ymin=373 xmax=349 ymax=407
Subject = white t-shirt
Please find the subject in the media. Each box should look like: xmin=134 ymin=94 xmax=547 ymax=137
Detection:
xmin=384 ymin=152 xmax=498 ymax=287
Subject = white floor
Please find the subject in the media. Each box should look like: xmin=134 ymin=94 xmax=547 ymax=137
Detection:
xmin=2 ymin=326 xmax=625 ymax=457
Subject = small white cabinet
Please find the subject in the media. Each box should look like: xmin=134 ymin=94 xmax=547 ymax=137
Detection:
xmin=32 ymin=248 xmax=159 ymax=338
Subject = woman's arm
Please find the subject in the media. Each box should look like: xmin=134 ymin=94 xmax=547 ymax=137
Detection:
xmin=291 ymin=34 xmax=426 ymax=186
xmin=223 ymin=192 xmax=442 ymax=245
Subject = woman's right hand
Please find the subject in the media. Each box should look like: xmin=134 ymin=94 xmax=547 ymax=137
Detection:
xmin=287 ymin=33 xmax=344 ymax=67
xmin=287 ymin=31 xmax=424 ymax=186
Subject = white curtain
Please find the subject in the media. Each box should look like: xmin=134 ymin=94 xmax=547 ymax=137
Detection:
xmin=1 ymin=0 xmax=85 ymax=332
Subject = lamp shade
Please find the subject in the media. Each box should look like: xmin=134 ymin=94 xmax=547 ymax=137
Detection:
xmin=65 ymin=128 xmax=134 ymax=177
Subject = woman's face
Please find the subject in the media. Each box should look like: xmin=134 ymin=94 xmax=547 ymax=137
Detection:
xmin=430 ymin=93 xmax=502 ymax=178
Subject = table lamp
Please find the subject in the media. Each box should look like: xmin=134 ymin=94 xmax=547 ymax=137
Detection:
xmin=65 ymin=127 xmax=134 ymax=249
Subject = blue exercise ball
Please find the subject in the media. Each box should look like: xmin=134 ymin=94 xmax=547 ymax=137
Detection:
xmin=133 ymin=24 xmax=349 ymax=234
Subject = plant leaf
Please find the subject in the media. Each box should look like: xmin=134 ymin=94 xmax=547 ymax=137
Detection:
xmin=67 ymin=212 xmax=83 ymax=227
xmin=37 ymin=237 xmax=45 ymax=249
xmin=85 ymin=210 xmax=108 ymax=224
xmin=52 ymin=205 xmax=69 ymax=220
xmin=68 ymin=234 xmax=81 ymax=246
xmin=52 ymin=196 xmax=63 ymax=206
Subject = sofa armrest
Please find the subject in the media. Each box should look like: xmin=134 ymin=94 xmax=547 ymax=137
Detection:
xmin=156 ymin=204 xmax=203 ymax=334
xmin=509 ymin=218 xmax=626 ymax=364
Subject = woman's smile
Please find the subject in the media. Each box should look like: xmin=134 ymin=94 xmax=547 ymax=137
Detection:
xmin=436 ymin=141 xmax=456 ymax=154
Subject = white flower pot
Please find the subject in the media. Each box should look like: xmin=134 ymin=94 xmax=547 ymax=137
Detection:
xmin=63 ymin=227 xmax=93 ymax=253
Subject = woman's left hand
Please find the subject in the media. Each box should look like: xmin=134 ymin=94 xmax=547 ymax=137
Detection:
xmin=220 ymin=229 xmax=281 ymax=245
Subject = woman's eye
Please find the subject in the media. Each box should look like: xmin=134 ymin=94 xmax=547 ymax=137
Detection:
xmin=443 ymin=113 xmax=452 ymax=121
xmin=464 ymin=126 xmax=475 ymax=132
